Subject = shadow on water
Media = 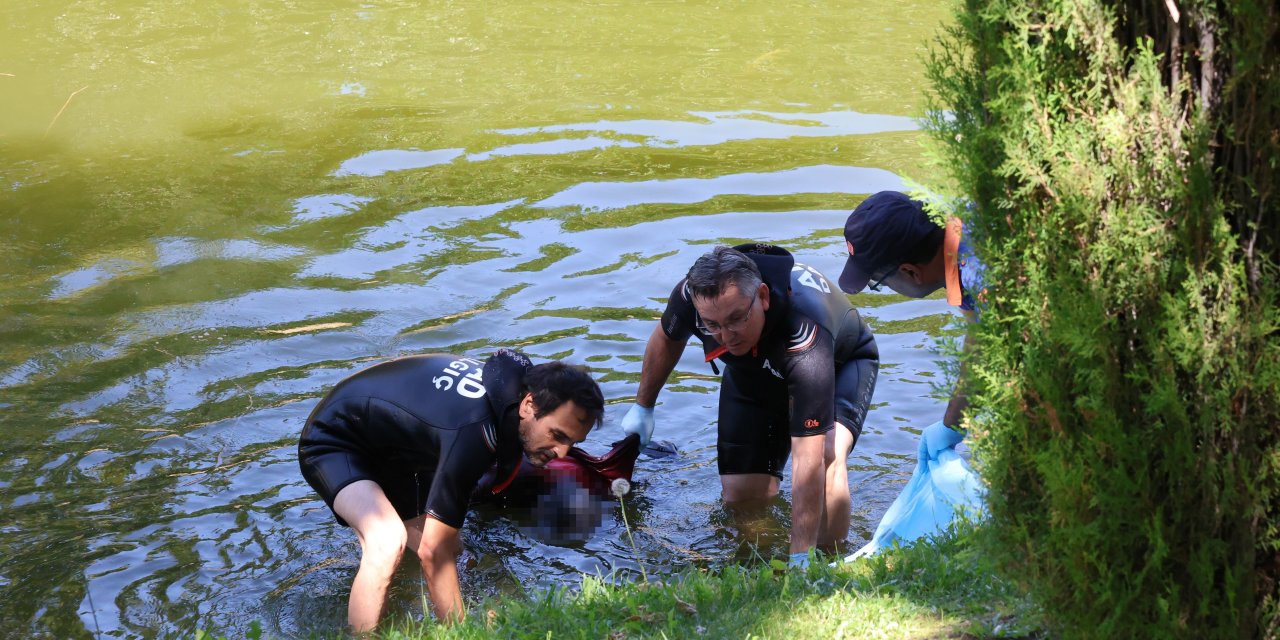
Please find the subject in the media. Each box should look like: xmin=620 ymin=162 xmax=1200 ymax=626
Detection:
xmin=0 ymin=1 xmax=959 ymax=637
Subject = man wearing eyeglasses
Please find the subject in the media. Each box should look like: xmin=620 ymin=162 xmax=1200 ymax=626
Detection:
xmin=837 ymin=190 xmax=987 ymax=430
xmin=620 ymin=243 xmax=879 ymax=566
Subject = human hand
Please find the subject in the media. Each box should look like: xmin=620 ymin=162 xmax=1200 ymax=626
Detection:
xmin=620 ymin=403 xmax=655 ymax=448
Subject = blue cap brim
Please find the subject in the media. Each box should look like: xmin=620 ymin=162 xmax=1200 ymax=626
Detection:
xmin=838 ymin=256 xmax=869 ymax=293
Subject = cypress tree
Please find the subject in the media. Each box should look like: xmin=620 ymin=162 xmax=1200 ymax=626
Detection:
xmin=924 ymin=1 xmax=1279 ymax=637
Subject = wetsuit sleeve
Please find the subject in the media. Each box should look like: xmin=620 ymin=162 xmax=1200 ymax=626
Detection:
xmin=424 ymin=424 xmax=495 ymax=529
xmin=784 ymin=322 xmax=837 ymax=438
xmin=659 ymin=278 xmax=696 ymax=342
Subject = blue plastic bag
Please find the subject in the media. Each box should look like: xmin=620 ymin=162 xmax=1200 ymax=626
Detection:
xmin=843 ymin=421 xmax=985 ymax=561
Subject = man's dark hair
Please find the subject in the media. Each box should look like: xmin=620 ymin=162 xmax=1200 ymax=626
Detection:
xmin=523 ymin=362 xmax=604 ymax=428
xmin=686 ymin=246 xmax=763 ymax=302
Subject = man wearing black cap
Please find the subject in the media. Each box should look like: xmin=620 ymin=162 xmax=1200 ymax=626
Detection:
xmin=838 ymin=190 xmax=987 ymax=429
xmin=619 ymin=244 xmax=879 ymax=566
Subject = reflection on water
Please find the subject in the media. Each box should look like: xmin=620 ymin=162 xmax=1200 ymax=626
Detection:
xmin=0 ymin=0 xmax=957 ymax=637
xmin=497 ymin=109 xmax=918 ymax=147
xmin=334 ymin=148 xmax=466 ymax=178
xmin=532 ymin=163 xmax=904 ymax=210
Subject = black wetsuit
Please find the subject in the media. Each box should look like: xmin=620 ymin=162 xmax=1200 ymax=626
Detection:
xmin=297 ymin=350 xmax=530 ymax=529
xmin=660 ymin=244 xmax=879 ymax=478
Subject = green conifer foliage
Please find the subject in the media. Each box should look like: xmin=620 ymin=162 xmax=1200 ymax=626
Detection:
xmin=923 ymin=1 xmax=1279 ymax=637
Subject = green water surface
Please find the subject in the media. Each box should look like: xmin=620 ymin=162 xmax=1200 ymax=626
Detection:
xmin=0 ymin=2 xmax=956 ymax=637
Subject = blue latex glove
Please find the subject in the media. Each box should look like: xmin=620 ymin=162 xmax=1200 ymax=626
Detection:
xmin=620 ymin=403 xmax=655 ymax=448
xmin=919 ymin=420 xmax=965 ymax=461
xmin=841 ymin=421 xmax=985 ymax=563
xmin=788 ymin=551 xmax=811 ymax=569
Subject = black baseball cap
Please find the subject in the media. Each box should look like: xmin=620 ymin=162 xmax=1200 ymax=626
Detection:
xmin=838 ymin=191 xmax=939 ymax=293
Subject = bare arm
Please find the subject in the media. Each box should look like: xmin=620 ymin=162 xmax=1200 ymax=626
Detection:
xmin=942 ymin=313 xmax=977 ymax=429
xmin=788 ymin=433 xmax=826 ymax=554
xmin=418 ymin=518 xmax=464 ymax=624
xmin=635 ymin=323 xmax=687 ymax=407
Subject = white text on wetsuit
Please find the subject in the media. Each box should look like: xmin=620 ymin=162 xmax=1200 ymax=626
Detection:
xmin=432 ymin=357 xmax=486 ymax=399
xmin=793 ymin=264 xmax=831 ymax=294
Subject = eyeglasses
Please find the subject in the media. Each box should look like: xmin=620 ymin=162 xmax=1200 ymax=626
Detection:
xmin=867 ymin=265 xmax=898 ymax=292
xmin=695 ymin=295 xmax=758 ymax=335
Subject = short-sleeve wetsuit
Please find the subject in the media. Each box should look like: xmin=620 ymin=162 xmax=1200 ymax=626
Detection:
xmin=660 ymin=244 xmax=879 ymax=479
xmin=297 ymin=350 xmax=530 ymax=529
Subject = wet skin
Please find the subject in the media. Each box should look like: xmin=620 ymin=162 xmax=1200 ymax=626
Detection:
xmin=691 ymin=282 xmax=771 ymax=356
xmin=877 ymin=266 xmax=941 ymax=298
xmin=518 ymin=395 xmax=594 ymax=467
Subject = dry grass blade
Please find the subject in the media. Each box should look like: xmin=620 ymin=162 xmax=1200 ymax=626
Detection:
xmin=44 ymin=85 xmax=89 ymax=138
xmin=674 ymin=596 xmax=697 ymax=615
xmin=264 ymin=322 xmax=352 ymax=335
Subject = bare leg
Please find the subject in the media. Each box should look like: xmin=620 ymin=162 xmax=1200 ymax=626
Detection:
xmin=818 ymin=425 xmax=856 ymax=549
xmin=720 ymin=473 xmax=783 ymax=548
xmin=333 ymin=479 xmax=408 ymax=635
xmin=721 ymin=473 xmax=780 ymax=503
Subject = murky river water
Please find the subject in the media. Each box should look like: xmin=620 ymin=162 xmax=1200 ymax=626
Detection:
xmin=0 ymin=1 xmax=960 ymax=637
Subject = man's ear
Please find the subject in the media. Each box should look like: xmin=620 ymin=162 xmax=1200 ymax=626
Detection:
xmin=758 ymin=282 xmax=771 ymax=311
xmin=899 ymin=263 xmax=925 ymax=284
xmin=519 ymin=393 xmax=535 ymax=419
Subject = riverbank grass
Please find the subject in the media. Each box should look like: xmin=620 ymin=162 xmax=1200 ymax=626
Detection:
xmin=373 ymin=520 xmax=1042 ymax=639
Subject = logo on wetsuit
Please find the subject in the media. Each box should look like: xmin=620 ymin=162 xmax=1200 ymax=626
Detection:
xmin=432 ymin=357 xmax=486 ymax=399
xmin=804 ymin=419 xmax=822 ymax=429
xmin=792 ymin=264 xmax=831 ymax=294
xmin=761 ymin=358 xmax=783 ymax=379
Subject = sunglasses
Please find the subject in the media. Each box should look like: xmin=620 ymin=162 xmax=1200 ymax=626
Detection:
xmin=867 ymin=265 xmax=898 ymax=292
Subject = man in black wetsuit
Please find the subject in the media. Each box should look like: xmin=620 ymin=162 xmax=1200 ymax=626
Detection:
xmin=620 ymin=244 xmax=878 ymax=565
xmin=298 ymin=349 xmax=604 ymax=632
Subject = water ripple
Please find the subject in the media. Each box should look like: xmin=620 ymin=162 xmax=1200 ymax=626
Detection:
xmin=332 ymin=148 xmax=465 ymax=177
xmin=532 ymin=164 xmax=904 ymax=211
xmin=494 ymin=109 xmax=919 ymax=148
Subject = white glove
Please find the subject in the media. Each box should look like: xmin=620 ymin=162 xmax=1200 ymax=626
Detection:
xmin=620 ymin=403 xmax=655 ymax=448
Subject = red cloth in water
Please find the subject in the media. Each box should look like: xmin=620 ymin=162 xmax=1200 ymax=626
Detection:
xmin=545 ymin=433 xmax=641 ymax=494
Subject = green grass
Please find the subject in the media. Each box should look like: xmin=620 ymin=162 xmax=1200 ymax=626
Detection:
xmin=196 ymin=521 xmax=1044 ymax=639
xmin=374 ymin=520 xmax=1043 ymax=640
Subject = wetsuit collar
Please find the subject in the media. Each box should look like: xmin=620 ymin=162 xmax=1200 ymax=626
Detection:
xmin=704 ymin=343 xmax=759 ymax=363
xmin=481 ymin=349 xmax=533 ymax=494
xmin=489 ymin=408 xmax=524 ymax=494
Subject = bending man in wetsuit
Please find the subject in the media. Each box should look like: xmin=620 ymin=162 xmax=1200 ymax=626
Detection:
xmin=621 ymin=244 xmax=878 ymax=564
xmin=298 ymin=349 xmax=604 ymax=632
